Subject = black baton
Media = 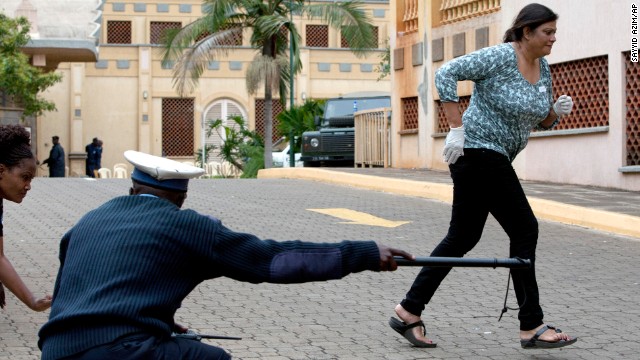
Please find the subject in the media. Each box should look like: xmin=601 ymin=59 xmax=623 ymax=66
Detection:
xmin=394 ymin=256 xmax=531 ymax=268
xmin=172 ymin=332 xmax=242 ymax=341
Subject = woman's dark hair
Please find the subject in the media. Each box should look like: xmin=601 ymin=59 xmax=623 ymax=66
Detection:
xmin=0 ymin=124 xmax=34 ymax=168
xmin=503 ymin=3 xmax=558 ymax=43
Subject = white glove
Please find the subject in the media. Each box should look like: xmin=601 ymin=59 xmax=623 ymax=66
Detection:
xmin=553 ymin=95 xmax=573 ymax=117
xmin=442 ymin=125 xmax=465 ymax=165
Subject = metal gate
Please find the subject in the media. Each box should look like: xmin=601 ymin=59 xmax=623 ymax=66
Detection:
xmin=354 ymin=107 xmax=391 ymax=168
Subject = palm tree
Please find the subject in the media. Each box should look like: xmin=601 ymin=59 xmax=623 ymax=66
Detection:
xmin=161 ymin=0 xmax=377 ymax=168
xmin=276 ymin=98 xmax=324 ymax=152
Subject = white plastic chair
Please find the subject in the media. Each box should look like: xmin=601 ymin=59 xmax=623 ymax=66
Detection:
xmin=113 ymin=163 xmax=128 ymax=173
xmin=207 ymin=161 xmax=221 ymax=176
xmin=219 ymin=161 xmax=234 ymax=178
xmin=113 ymin=167 xmax=128 ymax=179
xmin=97 ymin=168 xmax=112 ymax=178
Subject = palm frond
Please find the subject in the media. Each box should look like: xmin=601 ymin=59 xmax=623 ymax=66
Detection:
xmin=161 ymin=0 xmax=247 ymax=95
xmin=170 ymin=27 xmax=244 ymax=95
xmin=246 ymin=53 xmax=288 ymax=96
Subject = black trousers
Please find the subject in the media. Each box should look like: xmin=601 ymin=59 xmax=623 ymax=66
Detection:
xmin=400 ymin=148 xmax=544 ymax=331
xmin=61 ymin=333 xmax=231 ymax=360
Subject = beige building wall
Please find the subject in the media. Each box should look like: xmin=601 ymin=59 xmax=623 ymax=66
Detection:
xmin=389 ymin=0 xmax=430 ymax=169
xmin=32 ymin=0 xmax=390 ymax=176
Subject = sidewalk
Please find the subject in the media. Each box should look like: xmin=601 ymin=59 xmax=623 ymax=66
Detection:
xmin=258 ymin=167 xmax=640 ymax=239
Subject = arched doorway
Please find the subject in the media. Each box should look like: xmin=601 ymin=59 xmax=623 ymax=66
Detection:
xmin=201 ymin=98 xmax=247 ymax=164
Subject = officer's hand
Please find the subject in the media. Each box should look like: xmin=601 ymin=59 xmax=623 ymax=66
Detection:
xmin=173 ymin=323 xmax=189 ymax=334
xmin=377 ymin=244 xmax=414 ymax=271
xmin=553 ymin=95 xmax=573 ymax=117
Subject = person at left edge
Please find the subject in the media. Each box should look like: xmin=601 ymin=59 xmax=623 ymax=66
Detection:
xmin=42 ymin=136 xmax=65 ymax=178
xmin=38 ymin=150 xmax=415 ymax=360
xmin=0 ymin=124 xmax=52 ymax=311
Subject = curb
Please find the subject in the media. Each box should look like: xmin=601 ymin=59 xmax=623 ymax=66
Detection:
xmin=258 ymin=168 xmax=640 ymax=239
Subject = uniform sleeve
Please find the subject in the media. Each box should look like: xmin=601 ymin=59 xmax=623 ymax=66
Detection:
xmin=208 ymin=222 xmax=380 ymax=284
xmin=435 ymin=45 xmax=512 ymax=103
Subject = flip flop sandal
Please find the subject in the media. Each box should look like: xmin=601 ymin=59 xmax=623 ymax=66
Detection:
xmin=520 ymin=324 xmax=578 ymax=349
xmin=389 ymin=317 xmax=437 ymax=348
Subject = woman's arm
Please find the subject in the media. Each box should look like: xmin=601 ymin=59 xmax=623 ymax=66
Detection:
xmin=0 ymin=237 xmax=51 ymax=311
xmin=442 ymin=102 xmax=463 ymax=128
xmin=538 ymin=107 xmax=559 ymax=129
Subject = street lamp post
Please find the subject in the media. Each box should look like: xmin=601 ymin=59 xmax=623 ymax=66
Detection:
xmin=288 ymin=0 xmax=295 ymax=168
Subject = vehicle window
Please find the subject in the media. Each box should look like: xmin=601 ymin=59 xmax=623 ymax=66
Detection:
xmin=325 ymin=97 xmax=390 ymax=117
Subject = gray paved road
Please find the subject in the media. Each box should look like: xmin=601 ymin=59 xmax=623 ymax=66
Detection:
xmin=1 ymin=178 xmax=639 ymax=359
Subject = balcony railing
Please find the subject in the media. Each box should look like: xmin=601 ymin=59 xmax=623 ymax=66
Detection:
xmin=402 ymin=0 xmax=419 ymax=34
xmin=440 ymin=0 xmax=501 ymax=25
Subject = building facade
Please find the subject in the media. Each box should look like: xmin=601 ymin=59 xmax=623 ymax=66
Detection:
xmin=1 ymin=0 xmax=99 ymax=165
xmin=22 ymin=0 xmax=390 ymax=176
xmin=391 ymin=0 xmax=640 ymax=191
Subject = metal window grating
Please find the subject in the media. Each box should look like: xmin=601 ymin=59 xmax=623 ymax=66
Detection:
xmin=255 ymin=99 xmax=284 ymax=143
xmin=107 ymin=20 xmax=132 ymax=44
xmin=162 ymin=98 xmax=195 ymax=157
xmin=549 ymin=55 xmax=609 ymax=130
xmin=625 ymin=51 xmax=640 ymax=166
xmin=194 ymin=24 xmax=243 ymax=45
xmin=220 ymin=24 xmax=243 ymax=46
xmin=341 ymin=26 xmax=378 ymax=48
xmin=150 ymin=21 xmax=181 ymax=44
xmin=402 ymin=97 xmax=419 ymax=130
xmin=306 ymin=25 xmax=328 ymax=47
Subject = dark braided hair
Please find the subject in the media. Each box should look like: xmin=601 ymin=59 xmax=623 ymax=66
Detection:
xmin=0 ymin=124 xmax=34 ymax=168
xmin=503 ymin=3 xmax=558 ymax=43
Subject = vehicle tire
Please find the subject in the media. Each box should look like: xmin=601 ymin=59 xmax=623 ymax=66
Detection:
xmin=303 ymin=161 xmax=320 ymax=167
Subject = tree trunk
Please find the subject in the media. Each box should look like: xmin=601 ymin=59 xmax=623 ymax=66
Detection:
xmin=263 ymin=74 xmax=273 ymax=169
xmin=262 ymin=35 xmax=278 ymax=170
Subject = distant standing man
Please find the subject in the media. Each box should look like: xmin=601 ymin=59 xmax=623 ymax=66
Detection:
xmin=95 ymin=140 xmax=103 ymax=170
xmin=85 ymin=138 xmax=99 ymax=177
xmin=42 ymin=136 xmax=65 ymax=178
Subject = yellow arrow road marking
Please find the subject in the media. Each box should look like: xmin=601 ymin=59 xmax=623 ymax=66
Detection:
xmin=307 ymin=208 xmax=411 ymax=228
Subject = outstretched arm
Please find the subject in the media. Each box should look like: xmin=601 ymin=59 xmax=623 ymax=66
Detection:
xmin=0 ymin=237 xmax=51 ymax=311
xmin=206 ymin=223 xmax=413 ymax=284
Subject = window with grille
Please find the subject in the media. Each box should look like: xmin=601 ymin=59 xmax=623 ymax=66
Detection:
xmin=107 ymin=21 xmax=132 ymax=44
xmin=401 ymin=97 xmax=419 ymax=131
xmin=436 ymin=97 xmax=470 ymax=133
xmin=162 ymin=98 xmax=194 ymax=157
xmin=306 ymin=25 xmax=328 ymax=47
xmin=341 ymin=26 xmax=379 ymax=48
xmin=549 ymin=55 xmax=609 ymax=130
xmin=624 ymin=51 xmax=640 ymax=166
xmin=203 ymin=99 xmax=247 ymax=163
xmin=195 ymin=24 xmax=243 ymax=45
xmin=220 ymin=24 xmax=243 ymax=46
xmin=255 ymin=99 xmax=284 ymax=143
xmin=150 ymin=21 xmax=181 ymax=44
